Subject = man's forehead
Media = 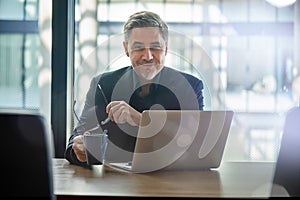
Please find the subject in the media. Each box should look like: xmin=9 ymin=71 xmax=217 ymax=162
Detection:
xmin=128 ymin=27 xmax=163 ymax=42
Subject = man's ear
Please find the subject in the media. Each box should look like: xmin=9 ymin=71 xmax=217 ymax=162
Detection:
xmin=123 ymin=41 xmax=129 ymax=57
xmin=165 ymin=45 xmax=168 ymax=56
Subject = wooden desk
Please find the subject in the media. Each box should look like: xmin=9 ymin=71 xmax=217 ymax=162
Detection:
xmin=53 ymin=158 xmax=276 ymax=199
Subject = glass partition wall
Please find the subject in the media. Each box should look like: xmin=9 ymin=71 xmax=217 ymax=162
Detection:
xmin=74 ymin=0 xmax=297 ymax=162
xmin=0 ymin=0 xmax=298 ymax=160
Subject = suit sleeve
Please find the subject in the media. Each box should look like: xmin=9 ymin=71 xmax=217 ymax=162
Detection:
xmin=195 ymin=79 xmax=204 ymax=110
xmin=64 ymin=76 xmax=99 ymax=167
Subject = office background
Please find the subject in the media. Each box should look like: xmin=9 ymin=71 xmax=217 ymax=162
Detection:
xmin=0 ymin=0 xmax=299 ymax=161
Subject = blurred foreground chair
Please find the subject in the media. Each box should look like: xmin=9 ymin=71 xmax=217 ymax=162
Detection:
xmin=1 ymin=109 xmax=55 ymax=199
xmin=271 ymin=103 xmax=300 ymax=197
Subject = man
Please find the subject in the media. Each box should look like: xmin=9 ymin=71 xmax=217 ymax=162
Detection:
xmin=65 ymin=11 xmax=204 ymax=167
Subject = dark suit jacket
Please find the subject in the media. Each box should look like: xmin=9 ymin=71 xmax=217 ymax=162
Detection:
xmin=65 ymin=66 xmax=204 ymax=166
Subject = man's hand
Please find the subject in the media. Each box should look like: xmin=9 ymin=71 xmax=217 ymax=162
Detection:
xmin=106 ymin=100 xmax=142 ymax=126
xmin=72 ymin=134 xmax=86 ymax=162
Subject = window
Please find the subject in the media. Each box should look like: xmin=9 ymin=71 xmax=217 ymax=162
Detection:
xmin=1 ymin=0 xmax=298 ymax=161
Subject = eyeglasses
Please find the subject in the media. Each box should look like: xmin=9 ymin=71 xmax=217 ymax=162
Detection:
xmin=73 ymin=100 xmax=80 ymax=123
xmin=97 ymin=84 xmax=111 ymax=125
xmin=73 ymin=100 xmax=108 ymax=135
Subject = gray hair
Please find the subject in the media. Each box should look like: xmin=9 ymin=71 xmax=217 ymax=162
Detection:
xmin=123 ymin=11 xmax=168 ymax=42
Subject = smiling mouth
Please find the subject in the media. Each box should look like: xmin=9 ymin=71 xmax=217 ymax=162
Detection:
xmin=140 ymin=63 xmax=155 ymax=68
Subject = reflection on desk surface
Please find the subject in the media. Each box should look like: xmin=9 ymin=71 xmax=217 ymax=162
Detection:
xmin=53 ymin=158 xmax=276 ymax=198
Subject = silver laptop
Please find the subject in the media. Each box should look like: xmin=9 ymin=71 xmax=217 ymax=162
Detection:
xmin=106 ymin=110 xmax=234 ymax=173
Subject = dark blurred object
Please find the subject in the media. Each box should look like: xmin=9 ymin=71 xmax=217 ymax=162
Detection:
xmin=1 ymin=109 xmax=54 ymax=199
xmin=271 ymin=103 xmax=300 ymax=197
